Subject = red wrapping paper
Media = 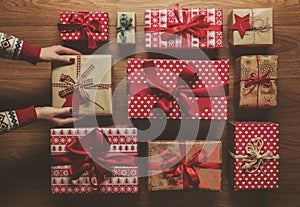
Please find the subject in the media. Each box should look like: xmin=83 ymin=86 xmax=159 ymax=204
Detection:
xmin=229 ymin=121 xmax=279 ymax=191
xmin=51 ymin=128 xmax=138 ymax=194
xmin=145 ymin=5 xmax=223 ymax=49
xmin=127 ymin=58 xmax=229 ymax=119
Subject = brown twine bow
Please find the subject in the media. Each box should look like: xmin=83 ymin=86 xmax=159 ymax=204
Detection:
xmin=229 ymin=137 xmax=279 ymax=176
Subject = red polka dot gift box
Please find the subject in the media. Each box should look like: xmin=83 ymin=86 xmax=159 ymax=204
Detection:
xmin=58 ymin=11 xmax=109 ymax=48
xmin=228 ymin=121 xmax=279 ymax=191
xmin=50 ymin=128 xmax=138 ymax=194
xmin=144 ymin=4 xmax=223 ymax=49
xmin=127 ymin=58 xmax=229 ymax=119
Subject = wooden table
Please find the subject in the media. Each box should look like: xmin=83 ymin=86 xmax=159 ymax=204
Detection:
xmin=0 ymin=0 xmax=299 ymax=206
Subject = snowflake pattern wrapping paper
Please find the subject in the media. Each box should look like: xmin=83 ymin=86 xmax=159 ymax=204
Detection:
xmin=145 ymin=5 xmax=223 ymax=49
xmin=51 ymin=128 xmax=138 ymax=194
xmin=127 ymin=58 xmax=229 ymax=119
xmin=229 ymin=121 xmax=279 ymax=191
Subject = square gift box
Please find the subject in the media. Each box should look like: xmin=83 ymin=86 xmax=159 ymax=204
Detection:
xmin=117 ymin=12 xmax=136 ymax=44
xmin=229 ymin=8 xmax=273 ymax=46
xmin=235 ymin=55 xmax=278 ymax=108
xmin=228 ymin=121 xmax=279 ymax=190
xmin=52 ymin=55 xmax=112 ymax=116
xmin=148 ymin=140 xmax=222 ymax=191
xmin=51 ymin=128 xmax=138 ymax=194
xmin=58 ymin=11 xmax=109 ymax=48
xmin=127 ymin=58 xmax=229 ymax=119
xmin=145 ymin=4 xmax=223 ymax=48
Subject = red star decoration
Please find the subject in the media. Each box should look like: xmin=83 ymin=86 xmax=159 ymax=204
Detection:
xmin=230 ymin=13 xmax=252 ymax=38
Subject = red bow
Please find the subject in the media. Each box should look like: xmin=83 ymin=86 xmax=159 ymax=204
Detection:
xmin=132 ymin=60 xmax=227 ymax=117
xmin=58 ymin=12 xmax=102 ymax=48
xmin=51 ymin=129 xmax=136 ymax=188
xmin=150 ymin=141 xmax=221 ymax=189
xmin=146 ymin=4 xmax=221 ymax=41
xmin=243 ymin=70 xmax=273 ymax=93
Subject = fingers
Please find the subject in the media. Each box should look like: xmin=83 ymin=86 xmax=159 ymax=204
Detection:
xmin=52 ymin=54 xmax=76 ymax=64
xmin=55 ymin=45 xmax=81 ymax=55
xmin=52 ymin=117 xmax=78 ymax=126
xmin=54 ymin=107 xmax=72 ymax=116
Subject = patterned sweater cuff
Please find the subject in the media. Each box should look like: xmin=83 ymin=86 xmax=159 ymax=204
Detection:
xmin=19 ymin=42 xmax=41 ymax=65
xmin=15 ymin=105 xmax=38 ymax=126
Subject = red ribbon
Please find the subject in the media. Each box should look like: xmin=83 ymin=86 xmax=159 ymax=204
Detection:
xmin=145 ymin=4 xmax=221 ymax=44
xmin=150 ymin=141 xmax=221 ymax=189
xmin=51 ymin=129 xmax=136 ymax=188
xmin=132 ymin=60 xmax=228 ymax=117
xmin=58 ymin=12 xmax=102 ymax=48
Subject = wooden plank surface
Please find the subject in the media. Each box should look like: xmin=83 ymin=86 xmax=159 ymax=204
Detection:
xmin=0 ymin=0 xmax=299 ymax=206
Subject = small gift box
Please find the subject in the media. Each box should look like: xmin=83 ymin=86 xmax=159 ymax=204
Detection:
xmin=229 ymin=8 xmax=273 ymax=46
xmin=51 ymin=128 xmax=138 ymax=194
xmin=117 ymin=12 xmax=135 ymax=44
xmin=127 ymin=58 xmax=229 ymax=119
xmin=145 ymin=4 xmax=223 ymax=49
xmin=228 ymin=121 xmax=279 ymax=191
xmin=148 ymin=140 xmax=222 ymax=191
xmin=52 ymin=55 xmax=112 ymax=116
xmin=235 ymin=55 xmax=278 ymax=108
xmin=58 ymin=11 xmax=109 ymax=48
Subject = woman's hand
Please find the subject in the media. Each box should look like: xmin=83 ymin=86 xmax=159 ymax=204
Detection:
xmin=39 ymin=45 xmax=81 ymax=63
xmin=35 ymin=106 xmax=79 ymax=126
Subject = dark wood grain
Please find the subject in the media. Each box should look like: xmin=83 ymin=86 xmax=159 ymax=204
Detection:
xmin=0 ymin=0 xmax=299 ymax=207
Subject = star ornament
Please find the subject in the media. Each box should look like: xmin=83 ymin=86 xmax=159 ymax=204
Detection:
xmin=230 ymin=13 xmax=252 ymax=38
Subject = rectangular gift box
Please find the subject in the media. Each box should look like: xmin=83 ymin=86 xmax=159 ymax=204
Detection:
xmin=52 ymin=55 xmax=112 ymax=116
xmin=228 ymin=121 xmax=279 ymax=191
xmin=58 ymin=11 xmax=109 ymax=48
xmin=51 ymin=128 xmax=138 ymax=194
xmin=127 ymin=58 xmax=229 ymax=119
xmin=117 ymin=12 xmax=136 ymax=44
xmin=235 ymin=55 xmax=278 ymax=108
xmin=145 ymin=5 xmax=223 ymax=48
xmin=229 ymin=8 xmax=273 ymax=46
xmin=148 ymin=140 xmax=222 ymax=191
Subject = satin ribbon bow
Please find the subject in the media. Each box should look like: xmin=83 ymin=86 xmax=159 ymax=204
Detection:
xmin=243 ymin=70 xmax=272 ymax=93
xmin=51 ymin=129 xmax=136 ymax=188
xmin=58 ymin=12 xmax=102 ymax=48
xmin=58 ymin=64 xmax=105 ymax=111
xmin=117 ymin=13 xmax=134 ymax=42
xmin=229 ymin=137 xmax=279 ymax=176
xmin=152 ymin=142 xmax=221 ymax=189
xmin=146 ymin=4 xmax=221 ymax=41
xmin=134 ymin=60 xmax=227 ymax=116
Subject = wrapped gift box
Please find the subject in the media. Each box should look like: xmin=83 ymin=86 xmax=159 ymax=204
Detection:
xmin=228 ymin=121 xmax=279 ymax=191
xmin=58 ymin=11 xmax=109 ymax=48
xmin=127 ymin=58 xmax=229 ymax=119
xmin=52 ymin=55 xmax=112 ymax=116
xmin=145 ymin=4 xmax=223 ymax=48
xmin=51 ymin=128 xmax=138 ymax=194
xmin=117 ymin=12 xmax=136 ymax=44
xmin=229 ymin=8 xmax=273 ymax=46
xmin=148 ymin=140 xmax=222 ymax=191
xmin=235 ymin=55 xmax=278 ymax=108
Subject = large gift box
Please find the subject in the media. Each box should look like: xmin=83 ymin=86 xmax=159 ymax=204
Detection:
xmin=58 ymin=11 xmax=109 ymax=48
xmin=127 ymin=58 xmax=229 ymax=119
xmin=52 ymin=55 xmax=112 ymax=116
xmin=117 ymin=12 xmax=136 ymax=44
xmin=229 ymin=8 xmax=273 ymax=46
xmin=51 ymin=128 xmax=138 ymax=194
xmin=228 ymin=121 xmax=279 ymax=190
xmin=148 ymin=140 xmax=222 ymax=191
xmin=145 ymin=4 xmax=223 ymax=49
xmin=235 ymin=55 xmax=278 ymax=108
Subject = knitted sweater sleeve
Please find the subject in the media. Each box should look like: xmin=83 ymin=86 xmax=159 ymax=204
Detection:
xmin=0 ymin=105 xmax=37 ymax=134
xmin=0 ymin=32 xmax=41 ymax=64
